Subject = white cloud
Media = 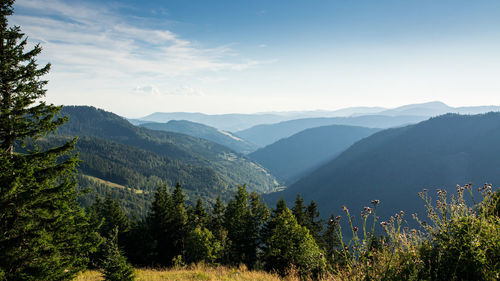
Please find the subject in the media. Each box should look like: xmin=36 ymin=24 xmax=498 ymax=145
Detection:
xmin=133 ymin=85 xmax=205 ymax=97
xmin=11 ymin=0 xmax=264 ymax=81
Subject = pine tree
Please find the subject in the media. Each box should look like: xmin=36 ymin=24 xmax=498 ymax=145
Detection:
xmin=90 ymin=194 xmax=129 ymax=238
xmin=0 ymin=1 xmax=98 ymax=279
xmin=305 ymin=200 xmax=324 ymax=245
xmin=262 ymin=198 xmax=287 ymax=253
xmin=224 ymin=185 xmax=269 ymax=268
xmin=188 ymin=197 xmax=208 ymax=230
xmin=101 ymin=228 xmax=135 ymax=281
xmin=147 ymin=184 xmax=173 ymax=265
xmin=323 ymin=213 xmax=341 ymax=266
xmin=209 ymin=196 xmax=225 ymax=241
xmin=292 ymin=194 xmax=307 ymax=226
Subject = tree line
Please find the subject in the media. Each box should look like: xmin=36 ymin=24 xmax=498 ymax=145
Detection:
xmin=90 ymin=184 xmax=338 ymax=279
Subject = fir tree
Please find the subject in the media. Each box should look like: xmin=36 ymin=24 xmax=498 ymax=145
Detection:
xmin=0 ymin=1 xmax=98 ymax=279
xmin=147 ymin=184 xmax=173 ymax=265
xmin=209 ymin=195 xmax=225 ymax=241
xmin=323 ymin=213 xmax=341 ymax=266
xmin=306 ymin=200 xmax=324 ymax=245
xmin=101 ymin=228 xmax=135 ymax=281
xmin=292 ymin=194 xmax=307 ymax=226
xmin=224 ymin=185 xmax=269 ymax=268
xmin=188 ymin=197 xmax=208 ymax=230
xmin=90 ymin=194 xmax=129 ymax=238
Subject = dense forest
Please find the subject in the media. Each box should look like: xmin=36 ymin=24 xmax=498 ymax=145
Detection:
xmin=50 ymin=106 xmax=283 ymax=214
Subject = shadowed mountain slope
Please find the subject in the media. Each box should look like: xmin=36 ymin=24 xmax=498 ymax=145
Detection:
xmin=249 ymin=125 xmax=379 ymax=183
xmin=266 ymin=112 xmax=500 ymax=222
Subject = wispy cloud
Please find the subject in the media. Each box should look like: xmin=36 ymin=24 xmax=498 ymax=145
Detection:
xmin=12 ymin=0 xmax=264 ymax=80
xmin=134 ymin=85 xmax=205 ymax=97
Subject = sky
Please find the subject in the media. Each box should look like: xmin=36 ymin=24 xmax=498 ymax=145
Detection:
xmin=10 ymin=0 xmax=500 ymax=117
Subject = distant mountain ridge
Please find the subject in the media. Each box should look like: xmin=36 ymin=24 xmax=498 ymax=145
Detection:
xmin=265 ymin=112 xmax=500 ymax=222
xmin=248 ymin=125 xmax=380 ymax=183
xmin=235 ymin=115 xmax=428 ymax=147
xmin=140 ymin=120 xmax=258 ymax=154
xmin=138 ymin=112 xmax=290 ymax=132
xmin=134 ymin=101 xmax=500 ymax=132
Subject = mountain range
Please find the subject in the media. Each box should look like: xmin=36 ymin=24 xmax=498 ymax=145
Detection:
xmin=265 ymin=112 xmax=500 ymax=223
xmin=133 ymin=101 xmax=500 ymax=133
xmin=235 ymin=115 xmax=428 ymax=147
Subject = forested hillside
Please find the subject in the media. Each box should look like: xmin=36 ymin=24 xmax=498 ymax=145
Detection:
xmin=266 ymin=112 xmax=500 ymax=221
xmin=140 ymin=120 xmax=258 ymax=154
xmin=54 ymin=106 xmax=282 ymax=213
xmin=249 ymin=125 xmax=379 ymax=183
xmin=235 ymin=115 xmax=428 ymax=147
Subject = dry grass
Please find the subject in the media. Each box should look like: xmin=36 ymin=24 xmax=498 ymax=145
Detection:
xmin=74 ymin=264 xmax=285 ymax=281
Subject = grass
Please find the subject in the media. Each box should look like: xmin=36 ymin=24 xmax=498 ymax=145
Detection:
xmin=74 ymin=264 xmax=284 ymax=281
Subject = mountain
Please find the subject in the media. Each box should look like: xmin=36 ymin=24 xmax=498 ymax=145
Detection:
xmin=56 ymin=106 xmax=282 ymax=208
xmin=140 ymin=120 xmax=258 ymax=154
xmin=265 ymin=112 xmax=500 ymax=223
xmin=139 ymin=112 xmax=291 ymax=132
xmin=235 ymin=115 xmax=428 ymax=147
xmin=248 ymin=125 xmax=380 ymax=183
xmin=378 ymin=101 xmax=500 ymax=117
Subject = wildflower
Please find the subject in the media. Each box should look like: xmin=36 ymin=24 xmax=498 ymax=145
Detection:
xmin=371 ymin=199 xmax=380 ymax=206
xmin=342 ymin=205 xmax=348 ymax=212
xmin=353 ymin=227 xmax=359 ymax=232
xmin=400 ymin=210 xmax=404 ymax=216
xmin=380 ymin=221 xmax=388 ymax=226
xmin=423 ymin=188 xmax=428 ymax=192
xmin=336 ymin=215 xmax=341 ymax=222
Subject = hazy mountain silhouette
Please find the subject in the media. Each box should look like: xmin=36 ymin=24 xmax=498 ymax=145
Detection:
xmin=140 ymin=120 xmax=258 ymax=154
xmin=236 ymin=115 xmax=428 ymax=147
xmin=249 ymin=125 xmax=379 ymax=184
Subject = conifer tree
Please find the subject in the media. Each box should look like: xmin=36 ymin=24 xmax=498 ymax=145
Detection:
xmin=224 ymin=185 xmax=269 ymax=268
xmin=209 ymin=195 xmax=225 ymax=240
xmin=90 ymin=194 xmax=129 ymax=238
xmin=148 ymin=184 xmax=173 ymax=265
xmin=306 ymin=200 xmax=324 ymax=244
xmin=262 ymin=198 xmax=287 ymax=252
xmin=101 ymin=228 xmax=135 ymax=281
xmin=292 ymin=194 xmax=307 ymax=226
xmin=323 ymin=213 xmax=341 ymax=266
xmin=0 ymin=1 xmax=98 ymax=279
xmin=188 ymin=197 xmax=208 ymax=230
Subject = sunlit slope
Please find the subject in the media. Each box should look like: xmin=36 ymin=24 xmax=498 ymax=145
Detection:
xmin=58 ymin=106 xmax=282 ymax=196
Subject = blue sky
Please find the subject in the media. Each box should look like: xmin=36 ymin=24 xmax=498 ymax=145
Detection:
xmin=11 ymin=0 xmax=500 ymax=117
